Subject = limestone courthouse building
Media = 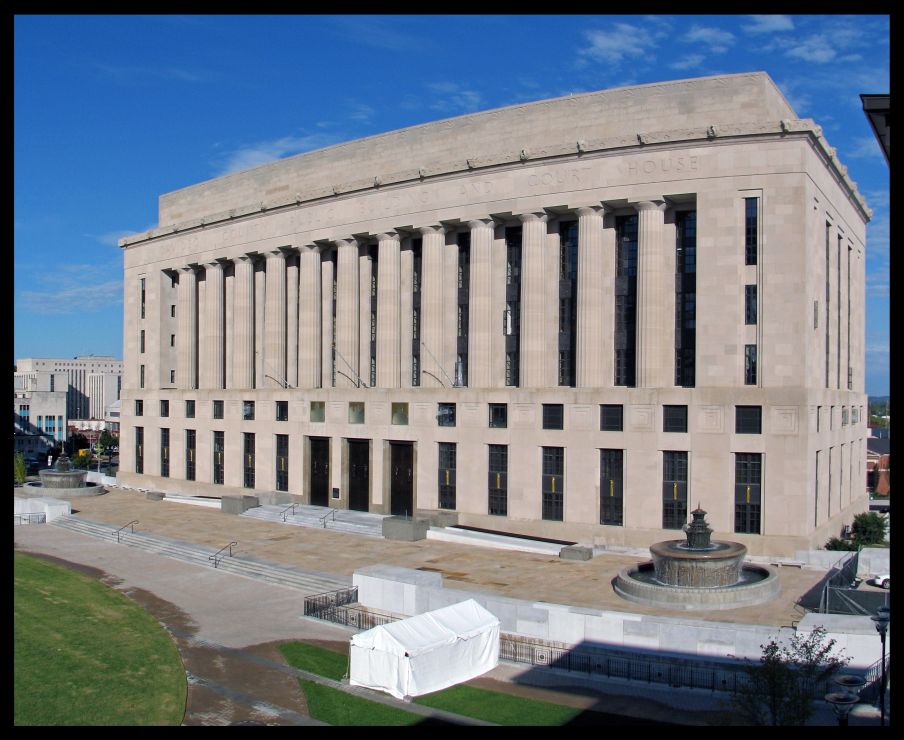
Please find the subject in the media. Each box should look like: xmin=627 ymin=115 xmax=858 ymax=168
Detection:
xmin=118 ymin=72 xmax=870 ymax=557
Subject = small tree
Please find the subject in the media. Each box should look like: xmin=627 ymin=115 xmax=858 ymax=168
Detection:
xmin=14 ymin=452 xmax=27 ymax=485
xmin=729 ymin=626 xmax=849 ymax=725
xmin=824 ymin=537 xmax=856 ymax=551
xmin=851 ymin=511 xmax=887 ymax=547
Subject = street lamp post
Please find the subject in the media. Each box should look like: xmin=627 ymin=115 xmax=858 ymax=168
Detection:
xmin=871 ymin=605 xmax=890 ymax=726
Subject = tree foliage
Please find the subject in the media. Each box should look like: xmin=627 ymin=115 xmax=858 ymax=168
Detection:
xmin=851 ymin=511 xmax=887 ymax=547
xmin=14 ymin=452 xmax=27 ymax=484
xmin=729 ymin=627 xmax=849 ymax=725
xmin=824 ymin=537 xmax=857 ymax=551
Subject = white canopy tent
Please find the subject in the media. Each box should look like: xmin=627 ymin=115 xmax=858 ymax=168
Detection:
xmin=349 ymin=599 xmax=500 ymax=700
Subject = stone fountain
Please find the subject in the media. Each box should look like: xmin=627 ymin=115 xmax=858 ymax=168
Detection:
xmin=23 ymin=451 xmax=105 ymax=498
xmin=614 ymin=506 xmax=779 ymax=610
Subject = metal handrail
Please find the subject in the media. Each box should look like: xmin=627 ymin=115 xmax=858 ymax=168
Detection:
xmin=280 ymin=503 xmax=297 ymax=522
xmin=319 ymin=509 xmax=337 ymax=528
xmin=208 ymin=541 xmax=237 ymax=568
xmin=115 ymin=520 xmax=139 ymax=543
xmin=14 ymin=512 xmax=46 ymax=525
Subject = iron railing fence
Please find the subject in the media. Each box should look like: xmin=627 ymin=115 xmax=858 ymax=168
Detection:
xmin=14 ymin=512 xmax=46 ymax=525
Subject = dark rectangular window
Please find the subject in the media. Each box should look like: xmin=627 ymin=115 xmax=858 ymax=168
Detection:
xmin=600 ymin=404 xmax=624 ymax=432
xmin=134 ymin=400 xmax=143 ymax=417
xmin=275 ymin=400 xmax=288 ymax=422
xmin=185 ymin=400 xmax=195 ymax=419
xmin=825 ymin=222 xmax=831 ymax=387
xmin=600 ymin=449 xmax=624 ymax=526
xmin=744 ymin=197 xmax=758 ymax=265
xmin=489 ymin=403 xmax=507 ymax=429
xmin=438 ymin=442 xmax=456 ymax=510
xmin=542 ymin=404 xmax=564 ymax=430
xmin=139 ymin=277 xmax=146 ymax=319
xmin=542 ymin=447 xmax=564 ymax=521
xmin=212 ymin=431 xmax=224 ymax=485
xmin=275 ymin=434 xmax=289 ymax=492
xmin=140 ymin=365 xmax=145 ymax=388
xmin=213 ymin=400 xmax=224 ymax=419
xmin=243 ymin=432 xmax=255 ymax=489
xmin=140 ymin=329 xmax=145 ymax=353
xmin=505 ymin=227 xmax=521 ymax=386
xmin=744 ymin=345 xmax=758 ymax=385
xmin=160 ymin=427 xmax=170 ymax=478
xmin=614 ymin=214 xmax=638 ymax=386
xmin=735 ymin=406 xmax=762 ymax=434
xmin=662 ymin=451 xmax=688 ymax=529
xmin=411 ymin=238 xmax=421 ymax=386
xmin=134 ymin=426 xmax=144 ymax=474
xmin=735 ymin=453 xmax=762 ymax=534
xmin=185 ymin=429 xmax=196 ymax=481
xmin=847 ymin=245 xmax=852 ymax=390
xmin=663 ymin=405 xmax=688 ymax=433
xmin=675 ymin=210 xmax=696 ymax=387
xmin=488 ymin=444 xmax=508 ymax=516
xmin=457 ymin=232 xmax=469 ymax=387
xmin=437 ymin=402 xmax=456 ymax=427
xmin=558 ymin=221 xmax=577 ymax=387
xmin=159 ymin=400 xmax=169 ymax=418
xmin=745 ymin=284 xmax=757 ymax=325
xmin=242 ymin=400 xmax=255 ymax=421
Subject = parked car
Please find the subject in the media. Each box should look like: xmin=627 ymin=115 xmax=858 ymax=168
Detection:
xmin=872 ymin=574 xmax=891 ymax=589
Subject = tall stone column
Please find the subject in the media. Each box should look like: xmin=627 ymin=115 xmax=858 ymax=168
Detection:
xmin=231 ymin=255 xmax=255 ymax=389
xmin=376 ymin=232 xmax=401 ymax=388
xmin=335 ymin=238 xmax=359 ymax=388
xmin=635 ymin=200 xmax=670 ymax=388
xmin=320 ymin=255 xmax=335 ymax=387
xmin=297 ymin=246 xmax=322 ymax=388
xmin=202 ymin=260 xmax=225 ymax=389
xmin=576 ymin=206 xmax=605 ymax=387
xmin=468 ymin=218 xmax=495 ymax=388
xmin=358 ymin=251 xmax=373 ymax=388
xmin=286 ymin=253 xmax=299 ymax=389
xmin=400 ymin=246 xmax=413 ymax=388
xmin=518 ymin=211 xmax=548 ymax=388
xmin=419 ymin=224 xmax=446 ymax=387
xmin=264 ymin=250 xmax=287 ymax=388
xmin=443 ymin=232 xmax=460 ymax=385
xmin=176 ymin=266 xmax=197 ymax=389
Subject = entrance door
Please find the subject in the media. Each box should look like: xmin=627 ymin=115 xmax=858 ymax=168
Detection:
xmin=310 ymin=437 xmax=330 ymax=507
xmin=348 ymin=439 xmax=370 ymax=512
xmin=390 ymin=442 xmax=414 ymax=516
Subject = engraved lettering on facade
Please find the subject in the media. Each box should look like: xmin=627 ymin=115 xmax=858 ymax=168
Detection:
xmin=624 ymin=156 xmax=700 ymax=179
xmin=526 ymin=167 xmax=592 ymax=189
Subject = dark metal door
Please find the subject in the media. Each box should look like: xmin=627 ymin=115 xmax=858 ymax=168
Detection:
xmin=390 ymin=442 xmax=413 ymax=516
xmin=310 ymin=437 xmax=329 ymax=507
xmin=348 ymin=439 xmax=369 ymax=512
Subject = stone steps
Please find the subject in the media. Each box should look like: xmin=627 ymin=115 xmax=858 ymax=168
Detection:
xmin=241 ymin=504 xmax=386 ymax=538
xmin=49 ymin=515 xmax=350 ymax=595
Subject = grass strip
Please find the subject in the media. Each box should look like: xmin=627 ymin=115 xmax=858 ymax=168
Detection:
xmin=278 ymin=641 xmax=348 ymax=681
xmin=14 ymin=552 xmax=186 ymax=726
xmin=415 ymin=683 xmax=581 ymax=725
xmin=299 ymin=679 xmax=422 ymax=725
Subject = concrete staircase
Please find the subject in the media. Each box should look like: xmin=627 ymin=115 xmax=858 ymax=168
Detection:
xmin=49 ymin=515 xmax=351 ymax=595
xmin=240 ymin=504 xmax=387 ymax=538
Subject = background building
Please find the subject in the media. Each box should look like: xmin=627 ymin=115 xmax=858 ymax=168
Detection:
xmin=117 ymin=72 xmax=869 ymax=557
xmin=14 ymin=370 xmax=68 ymax=456
xmin=15 ymin=355 xmax=122 ymax=421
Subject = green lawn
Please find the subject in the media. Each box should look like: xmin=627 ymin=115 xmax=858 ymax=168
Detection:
xmin=279 ymin=640 xmax=581 ymax=726
xmin=14 ymin=552 xmax=186 ymax=726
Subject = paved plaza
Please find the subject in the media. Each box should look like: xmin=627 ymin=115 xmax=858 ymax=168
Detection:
xmin=13 ymin=487 xmax=882 ymax=725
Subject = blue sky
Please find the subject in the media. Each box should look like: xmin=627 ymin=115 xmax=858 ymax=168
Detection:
xmin=14 ymin=13 xmax=890 ymax=394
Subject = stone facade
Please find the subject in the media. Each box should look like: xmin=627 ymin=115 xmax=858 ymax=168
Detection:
xmin=117 ymin=72 xmax=870 ymax=557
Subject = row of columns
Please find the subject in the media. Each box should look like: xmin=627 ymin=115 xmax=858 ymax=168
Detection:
xmin=172 ymin=201 xmax=670 ymax=391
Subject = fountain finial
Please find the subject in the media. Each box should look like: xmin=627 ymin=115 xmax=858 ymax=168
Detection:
xmin=683 ymin=506 xmax=712 ymax=550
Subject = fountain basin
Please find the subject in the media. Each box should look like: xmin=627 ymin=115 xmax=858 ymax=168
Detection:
xmin=650 ymin=539 xmax=747 ymax=587
xmin=22 ymin=481 xmax=106 ymax=498
xmin=614 ymin=561 xmax=780 ymax=610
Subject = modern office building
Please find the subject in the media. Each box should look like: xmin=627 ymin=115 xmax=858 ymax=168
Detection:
xmin=15 ymin=355 xmax=123 ymax=420
xmin=14 ymin=370 xmax=68 ymax=455
xmin=117 ymin=72 xmax=869 ymax=557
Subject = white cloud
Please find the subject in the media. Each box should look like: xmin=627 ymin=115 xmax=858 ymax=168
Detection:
xmin=578 ymin=24 xmax=657 ymax=65
xmin=775 ymin=78 xmax=811 ymax=116
xmin=683 ymin=25 xmax=735 ymax=54
xmin=346 ymin=102 xmax=375 ymax=122
xmin=846 ymin=136 xmax=885 ymax=161
xmin=786 ymin=34 xmax=837 ymax=63
xmin=215 ymin=133 xmax=341 ymax=176
xmin=742 ymin=15 xmax=794 ymax=34
xmin=426 ymin=82 xmax=483 ymax=114
xmin=669 ymin=54 xmax=705 ymax=70
xmin=20 ymin=279 xmax=123 ymax=315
